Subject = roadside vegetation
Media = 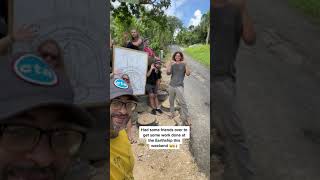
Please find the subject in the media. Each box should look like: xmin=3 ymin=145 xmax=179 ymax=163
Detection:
xmin=184 ymin=44 xmax=210 ymax=67
xmin=289 ymin=0 xmax=320 ymax=21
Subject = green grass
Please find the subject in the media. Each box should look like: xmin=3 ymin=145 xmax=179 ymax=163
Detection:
xmin=184 ymin=44 xmax=210 ymax=67
xmin=289 ymin=0 xmax=320 ymax=20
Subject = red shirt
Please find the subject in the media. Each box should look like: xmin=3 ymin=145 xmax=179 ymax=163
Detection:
xmin=144 ymin=47 xmax=155 ymax=57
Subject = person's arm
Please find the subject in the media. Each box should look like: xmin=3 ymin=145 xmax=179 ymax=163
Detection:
xmin=122 ymin=32 xmax=129 ymax=47
xmin=156 ymin=71 xmax=161 ymax=88
xmin=147 ymin=64 xmax=155 ymax=77
xmin=239 ymin=0 xmax=256 ymax=45
xmin=0 ymin=25 xmax=35 ymax=55
xmin=126 ymin=119 xmax=132 ymax=141
xmin=185 ymin=65 xmax=191 ymax=76
xmin=183 ymin=61 xmax=191 ymax=76
xmin=166 ymin=61 xmax=175 ymax=75
xmin=0 ymin=35 xmax=12 ymax=54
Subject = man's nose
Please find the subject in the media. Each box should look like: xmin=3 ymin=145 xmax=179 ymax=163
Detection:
xmin=119 ymin=104 xmax=128 ymax=114
xmin=26 ymin=135 xmax=55 ymax=167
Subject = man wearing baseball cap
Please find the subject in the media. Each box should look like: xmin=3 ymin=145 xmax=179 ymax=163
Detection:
xmin=110 ymin=75 xmax=138 ymax=180
xmin=0 ymin=53 xmax=93 ymax=180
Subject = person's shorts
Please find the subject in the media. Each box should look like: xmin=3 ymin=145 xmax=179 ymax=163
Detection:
xmin=146 ymin=84 xmax=158 ymax=94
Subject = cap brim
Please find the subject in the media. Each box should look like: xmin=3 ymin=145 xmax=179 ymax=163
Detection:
xmin=0 ymin=95 xmax=94 ymax=128
xmin=110 ymin=88 xmax=139 ymax=102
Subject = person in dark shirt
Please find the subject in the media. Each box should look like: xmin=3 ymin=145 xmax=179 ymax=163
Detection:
xmin=124 ymin=29 xmax=144 ymax=51
xmin=212 ymin=0 xmax=256 ymax=180
xmin=146 ymin=59 xmax=163 ymax=115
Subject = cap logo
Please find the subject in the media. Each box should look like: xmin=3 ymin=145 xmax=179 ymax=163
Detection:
xmin=114 ymin=79 xmax=128 ymax=89
xmin=13 ymin=54 xmax=58 ymax=86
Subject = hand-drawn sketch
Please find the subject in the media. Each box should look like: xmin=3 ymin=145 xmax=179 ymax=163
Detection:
xmin=13 ymin=0 xmax=108 ymax=106
xmin=113 ymin=47 xmax=148 ymax=95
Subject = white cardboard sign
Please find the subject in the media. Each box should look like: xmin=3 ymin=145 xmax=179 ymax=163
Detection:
xmin=113 ymin=46 xmax=148 ymax=95
xmin=12 ymin=0 xmax=108 ymax=106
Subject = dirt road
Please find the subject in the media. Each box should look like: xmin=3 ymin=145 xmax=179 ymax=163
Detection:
xmin=170 ymin=45 xmax=211 ymax=177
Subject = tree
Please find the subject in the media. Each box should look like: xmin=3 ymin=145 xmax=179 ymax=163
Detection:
xmin=111 ymin=0 xmax=171 ymax=18
xmin=175 ymin=10 xmax=210 ymax=46
xmin=200 ymin=11 xmax=210 ymax=44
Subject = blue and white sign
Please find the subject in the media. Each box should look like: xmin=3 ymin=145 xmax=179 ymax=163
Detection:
xmin=114 ymin=79 xmax=128 ymax=89
xmin=13 ymin=54 xmax=58 ymax=86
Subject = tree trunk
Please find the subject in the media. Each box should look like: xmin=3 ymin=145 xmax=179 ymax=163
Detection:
xmin=205 ymin=25 xmax=210 ymax=44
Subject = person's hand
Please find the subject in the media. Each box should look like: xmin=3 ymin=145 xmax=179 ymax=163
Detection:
xmin=151 ymin=63 xmax=156 ymax=70
xmin=123 ymin=32 xmax=129 ymax=39
xmin=113 ymin=68 xmax=123 ymax=75
xmin=12 ymin=25 xmax=37 ymax=41
xmin=129 ymin=136 xmax=137 ymax=144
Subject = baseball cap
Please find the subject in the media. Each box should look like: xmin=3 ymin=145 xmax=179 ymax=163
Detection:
xmin=0 ymin=53 xmax=94 ymax=127
xmin=110 ymin=75 xmax=138 ymax=101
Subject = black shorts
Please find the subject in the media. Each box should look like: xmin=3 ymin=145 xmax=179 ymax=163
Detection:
xmin=146 ymin=84 xmax=158 ymax=94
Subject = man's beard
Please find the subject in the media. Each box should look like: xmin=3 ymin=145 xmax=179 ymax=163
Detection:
xmin=111 ymin=112 xmax=130 ymax=133
xmin=1 ymin=164 xmax=61 ymax=180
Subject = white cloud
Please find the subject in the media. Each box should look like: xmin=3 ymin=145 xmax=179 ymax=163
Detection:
xmin=144 ymin=4 xmax=153 ymax=11
xmin=165 ymin=0 xmax=187 ymax=19
xmin=111 ymin=1 xmax=121 ymax=8
xmin=188 ymin=9 xmax=202 ymax=27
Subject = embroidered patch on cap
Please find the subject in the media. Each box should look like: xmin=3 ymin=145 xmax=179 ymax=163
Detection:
xmin=114 ymin=79 xmax=128 ymax=89
xmin=13 ymin=54 xmax=58 ymax=86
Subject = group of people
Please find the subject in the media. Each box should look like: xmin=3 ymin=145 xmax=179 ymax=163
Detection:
xmin=111 ymin=28 xmax=193 ymax=139
xmin=109 ymin=51 xmax=192 ymax=179
xmin=108 ymin=28 xmax=193 ymax=179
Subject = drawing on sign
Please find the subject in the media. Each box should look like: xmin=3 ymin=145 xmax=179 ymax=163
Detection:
xmin=13 ymin=0 xmax=108 ymax=106
xmin=113 ymin=47 xmax=148 ymax=95
xmin=30 ymin=25 xmax=105 ymax=103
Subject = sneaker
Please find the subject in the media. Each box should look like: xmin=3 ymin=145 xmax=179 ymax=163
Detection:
xmin=156 ymin=108 xmax=163 ymax=114
xmin=151 ymin=109 xmax=157 ymax=115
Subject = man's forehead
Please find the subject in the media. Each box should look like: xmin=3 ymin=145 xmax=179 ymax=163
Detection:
xmin=115 ymin=95 xmax=131 ymax=101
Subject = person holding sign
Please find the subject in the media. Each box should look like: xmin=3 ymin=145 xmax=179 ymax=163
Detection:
xmin=124 ymin=29 xmax=144 ymax=51
xmin=166 ymin=51 xmax=191 ymax=126
xmin=110 ymin=75 xmax=138 ymax=180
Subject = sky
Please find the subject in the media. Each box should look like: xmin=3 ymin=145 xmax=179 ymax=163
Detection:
xmin=165 ymin=0 xmax=210 ymax=27
xmin=111 ymin=0 xmax=210 ymax=27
